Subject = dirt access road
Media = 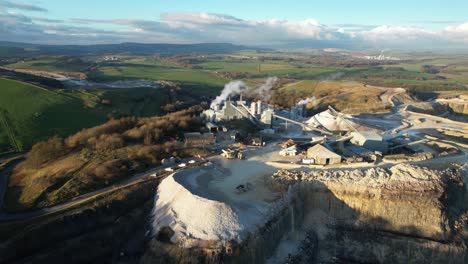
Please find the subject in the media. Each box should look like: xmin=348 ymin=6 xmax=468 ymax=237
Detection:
xmin=0 ymin=158 xmax=206 ymax=222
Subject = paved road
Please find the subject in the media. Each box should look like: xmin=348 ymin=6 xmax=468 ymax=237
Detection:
xmin=0 ymin=158 xmax=207 ymax=222
xmin=0 ymin=160 xmax=22 ymax=212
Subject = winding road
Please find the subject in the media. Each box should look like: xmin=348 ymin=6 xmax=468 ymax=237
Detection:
xmin=0 ymin=158 xmax=207 ymax=222
xmin=0 ymin=160 xmax=22 ymax=212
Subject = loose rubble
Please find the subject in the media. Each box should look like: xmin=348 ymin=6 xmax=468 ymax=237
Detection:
xmin=269 ymin=163 xmax=450 ymax=196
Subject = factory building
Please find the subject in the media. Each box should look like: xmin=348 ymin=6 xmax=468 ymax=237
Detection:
xmin=202 ymin=109 xmax=222 ymax=122
xmin=222 ymin=100 xmax=244 ymax=120
xmin=260 ymin=109 xmax=273 ymax=126
xmin=350 ymin=131 xmax=388 ymax=153
xmin=250 ymin=102 xmax=257 ymax=116
xmin=202 ymin=98 xmax=332 ymax=134
xmin=203 ymin=98 xmax=275 ymax=127
xmin=306 ymin=144 xmax=342 ymax=165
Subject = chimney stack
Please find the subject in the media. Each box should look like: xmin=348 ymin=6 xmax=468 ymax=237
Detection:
xmin=256 ymin=100 xmax=262 ymax=115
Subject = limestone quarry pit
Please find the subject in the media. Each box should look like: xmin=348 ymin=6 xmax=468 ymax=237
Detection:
xmin=142 ymin=150 xmax=468 ymax=264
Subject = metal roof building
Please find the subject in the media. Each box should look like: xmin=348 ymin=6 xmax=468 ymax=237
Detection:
xmin=306 ymin=144 xmax=342 ymax=165
xmin=350 ymin=131 xmax=388 ymax=153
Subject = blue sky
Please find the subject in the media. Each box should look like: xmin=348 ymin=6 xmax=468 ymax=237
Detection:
xmin=36 ymin=0 xmax=468 ymax=29
xmin=1 ymin=0 xmax=467 ymax=49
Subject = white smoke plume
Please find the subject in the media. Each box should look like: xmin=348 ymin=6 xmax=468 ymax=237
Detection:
xmin=297 ymin=96 xmax=317 ymax=106
xmin=251 ymin=76 xmax=278 ymax=101
xmin=210 ymin=77 xmax=278 ymax=108
xmin=210 ymin=80 xmax=246 ymax=108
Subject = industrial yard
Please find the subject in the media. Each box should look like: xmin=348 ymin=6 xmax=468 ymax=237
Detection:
xmin=149 ymin=84 xmax=468 ymax=263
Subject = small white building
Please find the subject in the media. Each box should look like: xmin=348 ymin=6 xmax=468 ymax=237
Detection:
xmin=279 ymin=145 xmax=297 ymax=156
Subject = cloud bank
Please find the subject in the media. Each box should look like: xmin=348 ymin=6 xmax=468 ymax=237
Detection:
xmin=0 ymin=1 xmax=467 ymax=49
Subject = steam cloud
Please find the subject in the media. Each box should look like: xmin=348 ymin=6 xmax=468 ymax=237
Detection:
xmin=297 ymin=96 xmax=317 ymax=106
xmin=251 ymin=76 xmax=278 ymax=101
xmin=210 ymin=77 xmax=278 ymax=108
xmin=210 ymin=80 xmax=247 ymax=108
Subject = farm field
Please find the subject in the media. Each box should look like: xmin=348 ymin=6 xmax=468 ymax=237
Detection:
xmin=0 ymin=78 xmax=174 ymax=153
xmin=88 ymin=63 xmax=227 ymax=94
xmin=5 ymin=57 xmax=91 ymax=73
xmin=1 ymin=49 xmax=467 ymax=154
xmin=0 ymin=78 xmax=107 ymax=153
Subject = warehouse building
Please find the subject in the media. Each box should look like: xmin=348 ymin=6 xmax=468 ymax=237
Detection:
xmin=306 ymin=144 xmax=342 ymax=165
xmin=350 ymin=131 xmax=388 ymax=153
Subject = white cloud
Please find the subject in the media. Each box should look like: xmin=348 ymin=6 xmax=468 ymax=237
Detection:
xmin=364 ymin=25 xmax=435 ymax=40
xmin=445 ymin=22 xmax=468 ymax=33
xmin=0 ymin=0 xmax=47 ymax=12
xmin=0 ymin=6 xmax=467 ymax=49
xmin=156 ymin=13 xmax=344 ymax=45
xmin=161 ymin=12 xmax=243 ymax=26
xmin=443 ymin=22 xmax=468 ymax=43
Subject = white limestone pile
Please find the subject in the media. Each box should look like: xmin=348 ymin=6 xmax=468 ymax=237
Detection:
xmin=152 ymin=168 xmax=275 ymax=246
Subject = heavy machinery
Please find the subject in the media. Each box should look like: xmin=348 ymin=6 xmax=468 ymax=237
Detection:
xmin=221 ymin=149 xmax=246 ymax=160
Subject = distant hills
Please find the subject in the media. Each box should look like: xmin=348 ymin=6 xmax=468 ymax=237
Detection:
xmin=0 ymin=42 xmax=259 ymax=56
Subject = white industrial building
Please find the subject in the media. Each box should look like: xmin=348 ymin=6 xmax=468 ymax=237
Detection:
xmin=350 ymin=131 xmax=388 ymax=153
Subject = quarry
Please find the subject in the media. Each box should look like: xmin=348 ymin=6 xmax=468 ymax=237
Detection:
xmin=143 ymin=80 xmax=468 ymax=263
xmin=2 ymin=11 xmax=468 ymax=263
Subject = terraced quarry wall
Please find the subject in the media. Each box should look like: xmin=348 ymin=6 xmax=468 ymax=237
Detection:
xmin=143 ymin=164 xmax=468 ymax=263
xmin=267 ymin=165 xmax=468 ymax=263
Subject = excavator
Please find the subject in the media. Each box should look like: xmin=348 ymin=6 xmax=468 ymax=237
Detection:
xmin=221 ymin=149 xmax=246 ymax=160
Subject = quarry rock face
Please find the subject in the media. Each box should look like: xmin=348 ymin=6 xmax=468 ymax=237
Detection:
xmin=143 ymin=164 xmax=468 ymax=263
xmin=444 ymin=101 xmax=468 ymax=115
xmin=407 ymin=100 xmax=468 ymax=116
xmin=269 ymin=164 xmax=467 ymax=263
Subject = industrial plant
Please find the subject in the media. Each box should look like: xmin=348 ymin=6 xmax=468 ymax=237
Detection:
xmin=141 ymin=77 xmax=468 ymax=261
xmin=152 ymin=87 xmax=467 ymax=262
xmin=199 ymin=93 xmax=434 ymax=167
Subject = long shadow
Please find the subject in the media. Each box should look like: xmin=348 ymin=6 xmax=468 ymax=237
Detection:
xmin=1 ymin=162 xmax=467 ymax=264
xmin=285 ymin=178 xmax=468 ymax=264
xmin=0 ymin=179 xmax=158 ymax=264
xmin=144 ymin=165 xmax=468 ymax=264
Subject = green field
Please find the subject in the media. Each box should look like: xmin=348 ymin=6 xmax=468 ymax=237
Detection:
xmin=197 ymin=59 xmax=294 ymax=73
xmin=8 ymin=52 xmax=467 ymax=95
xmin=2 ymin=53 xmax=466 ymax=153
xmin=0 ymin=78 xmax=107 ymax=153
xmin=196 ymin=58 xmax=347 ymax=79
xmin=89 ymin=63 xmax=227 ymax=87
xmin=0 ymin=78 xmax=173 ymax=153
xmin=6 ymin=57 xmax=91 ymax=72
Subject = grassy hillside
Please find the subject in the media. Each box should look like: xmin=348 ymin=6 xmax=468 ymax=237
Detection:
xmin=0 ymin=78 xmax=107 ymax=153
xmin=4 ymin=108 xmax=205 ymax=212
xmin=272 ymin=80 xmax=390 ymax=114
xmin=0 ymin=78 xmax=175 ymax=154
